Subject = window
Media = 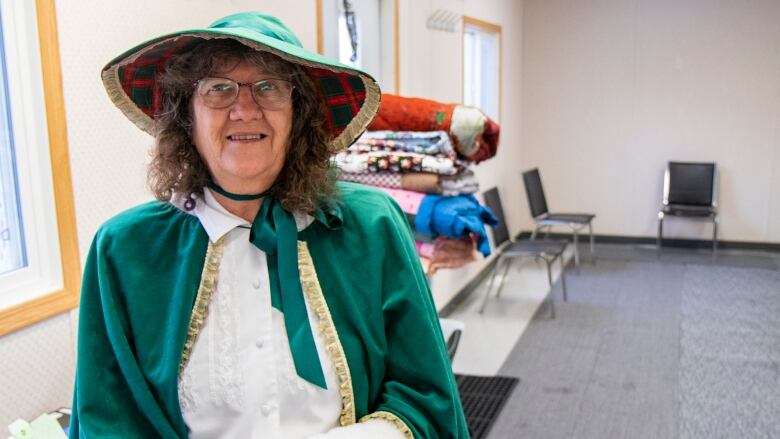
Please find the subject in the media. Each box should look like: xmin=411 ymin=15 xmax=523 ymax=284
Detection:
xmin=463 ymin=17 xmax=501 ymax=121
xmin=0 ymin=0 xmax=79 ymax=335
xmin=337 ymin=12 xmax=362 ymax=67
xmin=317 ymin=0 xmax=399 ymax=93
xmin=0 ymin=16 xmax=26 ymax=276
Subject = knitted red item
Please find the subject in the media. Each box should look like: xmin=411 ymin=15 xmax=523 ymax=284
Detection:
xmin=369 ymin=93 xmax=457 ymax=132
xmin=368 ymin=93 xmax=499 ymax=163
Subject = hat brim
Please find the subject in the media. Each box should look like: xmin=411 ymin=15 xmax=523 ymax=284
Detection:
xmin=102 ymin=27 xmax=380 ymax=152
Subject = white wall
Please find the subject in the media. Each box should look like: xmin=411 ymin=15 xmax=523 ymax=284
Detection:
xmin=521 ymin=0 xmax=780 ymax=243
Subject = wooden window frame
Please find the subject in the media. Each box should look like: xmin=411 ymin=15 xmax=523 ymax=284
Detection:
xmin=0 ymin=0 xmax=80 ymax=336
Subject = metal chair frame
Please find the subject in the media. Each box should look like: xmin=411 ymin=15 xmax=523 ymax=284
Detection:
xmin=479 ymin=243 xmax=568 ymax=318
xmin=439 ymin=318 xmax=465 ymax=361
xmin=479 ymin=187 xmax=568 ymax=318
xmin=522 ymin=168 xmax=596 ymax=268
xmin=657 ymin=162 xmax=719 ymax=255
xmin=530 ymin=219 xmax=594 ymax=267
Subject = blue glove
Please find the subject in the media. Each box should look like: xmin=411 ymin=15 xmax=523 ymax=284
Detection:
xmin=415 ymin=194 xmax=498 ymax=256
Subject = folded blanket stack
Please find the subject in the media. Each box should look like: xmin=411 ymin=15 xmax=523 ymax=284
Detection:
xmin=334 ymin=93 xmax=500 ymax=195
xmin=333 ymin=94 xmax=501 ymax=274
xmin=333 ymin=130 xmax=479 ymax=196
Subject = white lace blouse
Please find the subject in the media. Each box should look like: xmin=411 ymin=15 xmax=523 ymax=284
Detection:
xmin=178 ymin=189 xmax=403 ymax=439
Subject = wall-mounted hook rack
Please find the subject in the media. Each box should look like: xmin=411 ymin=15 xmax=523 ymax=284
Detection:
xmin=426 ymin=9 xmax=461 ymax=33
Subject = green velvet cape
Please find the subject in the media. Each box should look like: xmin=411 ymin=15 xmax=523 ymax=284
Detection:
xmin=70 ymin=182 xmax=469 ymax=438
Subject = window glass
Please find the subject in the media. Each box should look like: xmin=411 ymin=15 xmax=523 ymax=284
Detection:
xmin=338 ymin=13 xmax=361 ymax=67
xmin=0 ymin=15 xmax=26 ymax=276
xmin=463 ymin=23 xmax=500 ymax=120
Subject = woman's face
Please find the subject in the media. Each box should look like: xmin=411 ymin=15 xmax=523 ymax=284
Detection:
xmin=190 ymin=59 xmax=293 ymax=193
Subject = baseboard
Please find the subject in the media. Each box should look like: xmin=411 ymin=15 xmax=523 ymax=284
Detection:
xmin=514 ymin=231 xmax=780 ymax=252
xmin=437 ymin=232 xmax=780 ymax=318
xmin=438 ymin=256 xmax=500 ymax=317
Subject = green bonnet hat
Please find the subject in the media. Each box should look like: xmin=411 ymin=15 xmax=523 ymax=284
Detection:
xmin=101 ymin=11 xmax=381 ymax=151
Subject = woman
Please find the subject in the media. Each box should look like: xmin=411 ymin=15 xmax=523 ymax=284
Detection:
xmin=71 ymin=11 xmax=469 ymax=439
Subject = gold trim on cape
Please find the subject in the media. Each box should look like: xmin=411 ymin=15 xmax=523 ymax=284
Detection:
xmin=360 ymin=411 xmax=415 ymax=438
xmin=297 ymin=241 xmax=357 ymax=426
xmin=179 ymin=236 xmax=225 ymax=373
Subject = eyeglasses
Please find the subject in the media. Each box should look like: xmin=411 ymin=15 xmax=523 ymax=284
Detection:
xmin=194 ymin=77 xmax=295 ymax=110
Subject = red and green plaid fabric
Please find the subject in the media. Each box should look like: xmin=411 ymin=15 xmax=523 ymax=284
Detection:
xmin=306 ymin=67 xmax=366 ymax=137
xmin=111 ymin=37 xmax=366 ymax=139
xmin=115 ymin=37 xmax=199 ymax=120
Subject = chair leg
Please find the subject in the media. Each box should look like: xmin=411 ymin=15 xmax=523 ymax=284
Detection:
xmin=545 ymin=258 xmax=553 ymax=289
xmin=559 ymin=253 xmax=568 ymax=302
xmin=712 ymin=216 xmax=719 ymax=259
xmin=572 ymin=228 xmax=580 ymax=269
xmin=495 ymin=256 xmax=514 ymax=299
xmin=657 ymin=216 xmax=664 ymax=257
xmin=588 ymin=222 xmax=595 ymax=264
xmin=531 ymin=225 xmax=539 ymax=240
xmin=479 ymin=256 xmax=504 ymax=313
xmin=544 ymin=258 xmax=555 ymax=319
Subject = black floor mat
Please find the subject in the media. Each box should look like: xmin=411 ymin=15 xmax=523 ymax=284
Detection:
xmin=456 ymin=374 xmax=520 ymax=439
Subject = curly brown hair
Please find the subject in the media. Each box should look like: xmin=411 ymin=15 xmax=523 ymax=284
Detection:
xmin=149 ymin=39 xmax=337 ymax=213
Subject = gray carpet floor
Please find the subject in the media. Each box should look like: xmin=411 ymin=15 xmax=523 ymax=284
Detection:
xmin=487 ymin=244 xmax=780 ymax=439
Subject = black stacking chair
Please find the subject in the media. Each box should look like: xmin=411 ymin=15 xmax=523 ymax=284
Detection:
xmin=522 ymin=168 xmax=596 ymax=268
xmin=479 ymin=187 xmax=568 ymax=318
xmin=439 ymin=318 xmax=465 ymax=361
xmin=657 ymin=161 xmax=718 ymax=253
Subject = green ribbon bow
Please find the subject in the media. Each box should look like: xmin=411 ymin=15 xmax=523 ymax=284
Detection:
xmin=250 ymin=197 xmax=327 ymax=389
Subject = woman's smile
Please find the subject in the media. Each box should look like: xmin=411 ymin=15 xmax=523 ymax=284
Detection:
xmin=225 ymin=132 xmax=268 ymax=141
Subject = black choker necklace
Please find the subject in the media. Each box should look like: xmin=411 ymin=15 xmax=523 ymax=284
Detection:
xmin=207 ymin=181 xmax=270 ymax=201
